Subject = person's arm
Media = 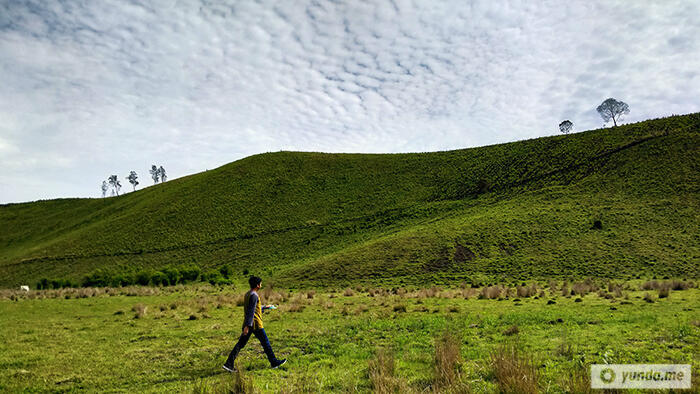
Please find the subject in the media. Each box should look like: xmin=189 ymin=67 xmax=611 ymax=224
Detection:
xmin=243 ymin=292 xmax=258 ymax=332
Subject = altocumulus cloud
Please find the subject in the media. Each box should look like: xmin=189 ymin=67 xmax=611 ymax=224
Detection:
xmin=1 ymin=0 xmax=699 ymax=203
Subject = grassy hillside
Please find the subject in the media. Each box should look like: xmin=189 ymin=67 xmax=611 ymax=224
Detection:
xmin=1 ymin=114 xmax=698 ymax=288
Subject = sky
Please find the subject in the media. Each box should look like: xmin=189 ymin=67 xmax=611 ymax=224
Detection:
xmin=1 ymin=0 xmax=699 ymax=204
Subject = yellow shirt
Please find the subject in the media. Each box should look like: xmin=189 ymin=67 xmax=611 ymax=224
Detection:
xmin=243 ymin=290 xmax=263 ymax=330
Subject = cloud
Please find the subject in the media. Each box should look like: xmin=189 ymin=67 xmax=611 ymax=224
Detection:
xmin=1 ymin=0 xmax=699 ymax=203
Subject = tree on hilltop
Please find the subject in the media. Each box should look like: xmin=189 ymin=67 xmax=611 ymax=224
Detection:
xmin=108 ymin=175 xmax=121 ymax=196
xmin=596 ymin=98 xmax=629 ymax=127
xmin=150 ymin=165 xmax=160 ymax=184
xmin=158 ymin=166 xmax=167 ymax=182
xmin=101 ymin=181 xmax=108 ymax=198
xmin=126 ymin=171 xmax=139 ymax=191
xmin=559 ymin=120 xmax=573 ymax=134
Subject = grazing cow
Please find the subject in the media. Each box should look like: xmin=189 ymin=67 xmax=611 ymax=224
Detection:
xmin=20 ymin=285 xmax=29 ymax=292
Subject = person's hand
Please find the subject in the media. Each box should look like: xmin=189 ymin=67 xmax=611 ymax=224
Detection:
xmin=242 ymin=326 xmax=249 ymax=336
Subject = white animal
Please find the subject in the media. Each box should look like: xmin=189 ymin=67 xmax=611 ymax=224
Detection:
xmin=20 ymin=285 xmax=29 ymax=292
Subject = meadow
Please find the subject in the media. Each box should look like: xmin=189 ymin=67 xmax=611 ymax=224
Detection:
xmin=1 ymin=280 xmax=698 ymax=393
xmin=1 ymin=113 xmax=698 ymax=393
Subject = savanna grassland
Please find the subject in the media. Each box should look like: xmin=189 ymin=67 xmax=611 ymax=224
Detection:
xmin=1 ymin=114 xmax=699 ymax=288
xmin=1 ymin=280 xmax=698 ymax=393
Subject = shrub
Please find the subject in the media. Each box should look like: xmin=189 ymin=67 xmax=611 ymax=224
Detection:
xmin=490 ymin=343 xmax=538 ymax=394
xmin=218 ymin=265 xmax=232 ymax=279
xmin=162 ymin=266 xmax=182 ymax=285
xmin=82 ymin=270 xmax=112 ymax=287
xmin=343 ymin=288 xmax=355 ymax=296
xmin=180 ymin=265 xmax=201 ymax=282
xmin=643 ymin=293 xmax=655 ymax=303
xmin=112 ymin=273 xmax=135 ymax=287
xmin=202 ymin=270 xmax=225 ymax=285
xmin=150 ymin=271 xmax=169 ymax=286
xmin=393 ymin=304 xmax=407 ymax=313
xmin=135 ymin=271 xmax=152 ymax=286
xmin=658 ymin=286 xmax=670 ymax=298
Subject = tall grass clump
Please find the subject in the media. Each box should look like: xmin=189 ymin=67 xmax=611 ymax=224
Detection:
xmin=368 ymin=348 xmax=410 ymax=394
xmin=516 ymin=284 xmax=537 ymax=298
xmin=433 ymin=331 xmax=462 ymax=390
xmin=490 ymin=343 xmax=538 ymax=394
xmin=478 ymin=286 xmax=502 ymax=299
xmin=192 ymin=365 xmax=255 ymax=393
xmin=561 ymin=367 xmax=592 ymax=394
xmin=132 ymin=304 xmax=147 ymax=319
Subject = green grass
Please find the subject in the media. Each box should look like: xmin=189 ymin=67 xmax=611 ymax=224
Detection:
xmin=1 ymin=114 xmax=699 ymax=288
xmin=1 ymin=283 xmax=698 ymax=392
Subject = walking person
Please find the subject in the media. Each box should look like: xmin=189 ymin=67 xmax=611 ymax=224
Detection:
xmin=223 ymin=276 xmax=286 ymax=371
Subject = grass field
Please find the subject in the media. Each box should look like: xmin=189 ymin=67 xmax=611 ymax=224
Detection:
xmin=1 ymin=281 xmax=698 ymax=393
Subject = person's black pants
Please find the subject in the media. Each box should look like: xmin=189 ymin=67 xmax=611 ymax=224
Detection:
xmin=225 ymin=328 xmax=277 ymax=367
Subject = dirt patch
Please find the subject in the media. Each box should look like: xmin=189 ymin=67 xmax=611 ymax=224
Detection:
xmin=453 ymin=243 xmax=476 ymax=263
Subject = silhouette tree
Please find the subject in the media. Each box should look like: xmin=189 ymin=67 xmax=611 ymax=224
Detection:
xmin=126 ymin=171 xmax=139 ymax=191
xmin=559 ymin=120 xmax=573 ymax=134
xmin=596 ymin=98 xmax=629 ymax=127
xmin=158 ymin=166 xmax=167 ymax=182
xmin=101 ymin=181 xmax=108 ymax=198
xmin=108 ymin=175 xmax=121 ymax=196
xmin=150 ymin=165 xmax=160 ymax=184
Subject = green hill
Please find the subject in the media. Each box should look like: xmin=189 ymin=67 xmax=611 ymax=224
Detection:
xmin=1 ymin=114 xmax=698 ymax=288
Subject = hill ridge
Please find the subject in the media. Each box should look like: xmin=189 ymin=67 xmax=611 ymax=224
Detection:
xmin=1 ymin=113 xmax=698 ymax=287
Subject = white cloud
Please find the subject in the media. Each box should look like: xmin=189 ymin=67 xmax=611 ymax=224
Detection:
xmin=1 ymin=0 xmax=699 ymax=203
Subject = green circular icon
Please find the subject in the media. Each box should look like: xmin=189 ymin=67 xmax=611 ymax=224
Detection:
xmin=600 ymin=368 xmax=616 ymax=384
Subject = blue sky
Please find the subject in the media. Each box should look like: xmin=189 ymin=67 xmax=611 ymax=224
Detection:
xmin=1 ymin=0 xmax=699 ymax=203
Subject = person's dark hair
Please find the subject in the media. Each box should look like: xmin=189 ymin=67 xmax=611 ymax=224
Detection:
xmin=249 ymin=276 xmax=262 ymax=289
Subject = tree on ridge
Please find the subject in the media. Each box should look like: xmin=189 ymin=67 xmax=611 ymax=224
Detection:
xmin=596 ymin=98 xmax=629 ymax=127
xmin=108 ymin=175 xmax=121 ymax=196
xmin=559 ymin=120 xmax=573 ymax=134
xmin=150 ymin=165 xmax=160 ymax=184
xmin=127 ymin=171 xmax=139 ymax=191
